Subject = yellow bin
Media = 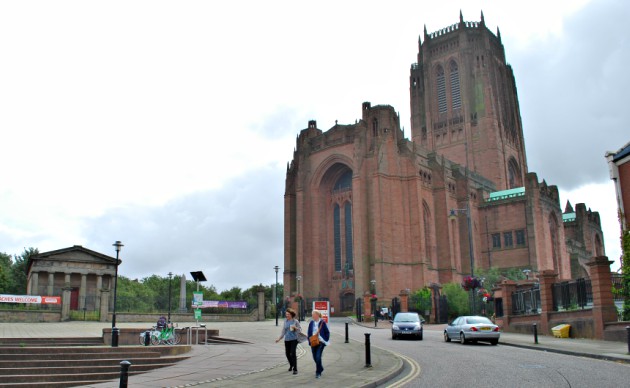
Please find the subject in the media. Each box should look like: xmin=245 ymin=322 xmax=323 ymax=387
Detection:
xmin=552 ymin=324 xmax=570 ymax=338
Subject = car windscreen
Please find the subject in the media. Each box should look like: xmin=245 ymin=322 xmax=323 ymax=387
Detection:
xmin=394 ymin=314 xmax=419 ymax=322
xmin=466 ymin=317 xmax=493 ymax=324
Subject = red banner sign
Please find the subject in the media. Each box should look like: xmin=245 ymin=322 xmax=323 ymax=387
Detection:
xmin=0 ymin=294 xmax=61 ymax=304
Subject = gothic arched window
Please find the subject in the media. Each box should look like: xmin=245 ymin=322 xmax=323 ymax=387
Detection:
xmin=344 ymin=202 xmax=353 ymax=270
xmin=549 ymin=213 xmax=560 ymax=272
xmin=508 ymin=158 xmax=522 ymax=189
xmin=450 ymin=60 xmax=461 ymax=110
xmin=334 ymin=204 xmax=341 ymax=271
xmin=436 ymin=65 xmax=447 ymax=114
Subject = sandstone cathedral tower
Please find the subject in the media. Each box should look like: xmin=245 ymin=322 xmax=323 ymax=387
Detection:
xmin=283 ymin=13 xmax=604 ymax=315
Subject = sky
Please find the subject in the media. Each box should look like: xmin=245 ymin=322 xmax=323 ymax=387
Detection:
xmin=1 ymin=0 xmax=628 ymax=292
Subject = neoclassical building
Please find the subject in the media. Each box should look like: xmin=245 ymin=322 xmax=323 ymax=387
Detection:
xmin=283 ymin=13 xmax=605 ymax=313
xmin=26 ymin=245 xmax=119 ymax=320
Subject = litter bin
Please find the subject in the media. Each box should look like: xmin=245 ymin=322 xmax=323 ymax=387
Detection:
xmin=552 ymin=324 xmax=571 ymax=338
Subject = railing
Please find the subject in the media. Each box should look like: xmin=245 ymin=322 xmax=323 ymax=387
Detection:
xmin=552 ymin=278 xmax=592 ymax=311
xmin=612 ymin=274 xmax=624 ymax=302
xmin=511 ymin=285 xmax=541 ymax=315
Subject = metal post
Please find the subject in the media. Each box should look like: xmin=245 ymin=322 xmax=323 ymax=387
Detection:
xmin=274 ymin=266 xmax=279 ymax=326
xmin=364 ymin=333 xmax=372 ymax=367
xmin=167 ymin=272 xmax=173 ymax=322
xmin=119 ymin=360 xmax=131 ymax=388
xmin=112 ymin=241 xmax=123 ymax=348
xmin=626 ymin=326 xmax=629 ymax=354
xmin=465 ymin=202 xmax=475 ymax=315
xmin=345 ymin=322 xmax=349 ymax=343
xmin=533 ymin=323 xmax=538 ymax=344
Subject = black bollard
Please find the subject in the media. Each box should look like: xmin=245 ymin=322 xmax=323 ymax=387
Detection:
xmin=119 ymin=360 xmax=131 ymax=388
xmin=364 ymin=333 xmax=372 ymax=368
xmin=626 ymin=326 xmax=629 ymax=355
xmin=345 ymin=322 xmax=349 ymax=343
xmin=112 ymin=328 xmax=119 ymax=347
xmin=533 ymin=323 xmax=538 ymax=344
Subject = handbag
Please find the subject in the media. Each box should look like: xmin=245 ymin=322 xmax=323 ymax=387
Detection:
xmin=297 ymin=332 xmax=308 ymax=343
xmin=309 ymin=321 xmax=322 ymax=347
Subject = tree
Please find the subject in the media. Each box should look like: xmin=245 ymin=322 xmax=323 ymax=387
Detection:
xmin=0 ymin=252 xmax=14 ymax=293
xmin=621 ymin=229 xmax=630 ymax=321
xmin=9 ymin=248 xmax=38 ymax=294
xmin=442 ymin=282 xmax=470 ymax=318
xmin=410 ymin=287 xmax=432 ymax=315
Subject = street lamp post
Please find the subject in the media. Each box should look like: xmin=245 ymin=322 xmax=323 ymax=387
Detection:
xmin=370 ymin=279 xmax=377 ymax=327
xmin=450 ymin=201 xmax=476 ymax=315
xmin=274 ymin=266 xmax=280 ymax=326
xmin=296 ymin=275 xmax=302 ymax=321
xmin=167 ymin=272 xmax=173 ymax=322
xmin=111 ymin=241 xmax=124 ymax=347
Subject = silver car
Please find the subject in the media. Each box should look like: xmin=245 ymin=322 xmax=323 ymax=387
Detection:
xmin=391 ymin=312 xmax=424 ymax=340
xmin=444 ymin=315 xmax=500 ymax=345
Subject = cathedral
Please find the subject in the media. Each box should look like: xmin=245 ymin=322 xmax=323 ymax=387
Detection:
xmin=283 ymin=13 xmax=604 ymax=313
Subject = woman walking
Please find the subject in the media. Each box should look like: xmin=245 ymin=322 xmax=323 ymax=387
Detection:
xmin=307 ymin=310 xmax=330 ymax=379
xmin=275 ymin=308 xmax=301 ymax=374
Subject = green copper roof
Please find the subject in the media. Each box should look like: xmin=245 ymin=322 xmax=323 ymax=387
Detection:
xmin=563 ymin=212 xmax=576 ymax=222
xmin=487 ymin=187 xmax=525 ymax=202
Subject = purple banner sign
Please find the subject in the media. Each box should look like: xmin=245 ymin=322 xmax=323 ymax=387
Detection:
xmin=191 ymin=300 xmax=248 ymax=309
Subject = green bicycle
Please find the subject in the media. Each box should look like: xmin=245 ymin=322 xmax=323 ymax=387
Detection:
xmin=139 ymin=323 xmax=181 ymax=345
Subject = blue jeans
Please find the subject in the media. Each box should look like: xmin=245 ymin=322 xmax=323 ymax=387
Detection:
xmin=311 ymin=344 xmax=326 ymax=374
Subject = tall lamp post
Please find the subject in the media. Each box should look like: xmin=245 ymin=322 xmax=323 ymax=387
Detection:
xmin=370 ymin=279 xmax=377 ymax=327
xmin=274 ymin=266 xmax=280 ymax=326
xmin=167 ymin=272 xmax=173 ymax=322
xmin=111 ymin=241 xmax=124 ymax=347
xmin=296 ymin=275 xmax=302 ymax=321
xmin=450 ymin=201 xmax=476 ymax=315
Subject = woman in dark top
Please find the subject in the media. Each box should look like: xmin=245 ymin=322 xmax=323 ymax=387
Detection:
xmin=307 ymin=310 xmax=330 ymax=379
xmin=275 ymin=307 xmax=301 ymax=374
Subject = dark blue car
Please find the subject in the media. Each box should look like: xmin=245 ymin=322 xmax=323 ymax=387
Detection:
xmin=391 ymin=312 xmax=424 ymax=340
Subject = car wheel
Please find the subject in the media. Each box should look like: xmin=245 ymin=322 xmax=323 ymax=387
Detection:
xmin=444 ymin=331 xmax=451 ymax=342
xmin=392 ymin=333 xmax=396 ymax=340
xmin=460 ymin=332 xmax=467 ymax=344
xmin=490 ymin=339 xmax=498 ymax=345
xmin=418 ymin=332 xmax=423 ymax=341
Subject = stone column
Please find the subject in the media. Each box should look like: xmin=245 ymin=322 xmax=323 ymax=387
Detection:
xmin=61 ymin=273 xmax=72 ymax=321
xmin=586 ymin=256 xmax=618 ymax=339
xmin=257 ymin=291 xmax=265 ymax=321
xmin=430 ymin=284 xmax=442 ymax=324
xmin=47 ymin=273 xmax=54 ymax=296
xmin=496 ymin=280 xmax=517 ymax=331
xmin=363 ymin=293 xmax=372 ymax=321
xmin=538 ymin=270 xmax=558 ymax=334
xmin=100 ymin=289 xmax=110 ymax=322
xmin=31 ymin=272 xmax=39 ymax=295
xmin=399 ymin=290 xmax=409 ymax=313
xmin=179 ymin=273 xmax=188 ymax=313
xmin=79 ymin=274 xmax=87 ymax=310
xmin=95 ymin=275 xmax=103 ymax=312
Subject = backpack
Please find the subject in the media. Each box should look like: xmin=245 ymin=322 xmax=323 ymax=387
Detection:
xmin=157 ymin=316 xmax=167 ymax=328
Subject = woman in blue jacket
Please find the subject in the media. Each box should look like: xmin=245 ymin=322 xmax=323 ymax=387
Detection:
xmin=307 ymin=310 xmax=330 ymax=378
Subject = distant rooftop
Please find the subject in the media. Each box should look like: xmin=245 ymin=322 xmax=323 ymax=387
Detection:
xmin=486 ymin=187 xmax=525 ymax=202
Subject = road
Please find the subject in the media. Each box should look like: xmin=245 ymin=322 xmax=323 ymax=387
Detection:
xmin=327 ymin=319 xmax=630 ymax=388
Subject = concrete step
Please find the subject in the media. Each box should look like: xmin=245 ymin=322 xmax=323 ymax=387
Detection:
xmin=0 ymin=351 xmax=162 ymax=361
xmin=0 ymin=362 xmax=178 ymax=377
xmin=0 ymin=369 xmax=159 ymax=384
xmin=0 ymin=356 xmax=189 ymax=369
xmin=0 ymin=337 xmax=103 ymax=346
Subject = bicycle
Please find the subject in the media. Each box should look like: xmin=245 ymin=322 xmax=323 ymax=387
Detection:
xmin=139 ymin=323 xmax=180 ymax=345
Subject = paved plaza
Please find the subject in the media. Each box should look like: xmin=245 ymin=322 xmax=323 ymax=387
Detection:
xmin=1 ymin=318 xmax=628 ymax=387
xmin=0 ymin=319 xmax=402 ymax=387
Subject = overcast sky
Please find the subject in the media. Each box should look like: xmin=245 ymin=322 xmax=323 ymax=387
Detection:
xmin=1 ymin=0 xmax=627 ymax=292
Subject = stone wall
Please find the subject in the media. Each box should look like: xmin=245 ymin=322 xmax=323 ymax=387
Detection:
xmin=105 ymin=310 xmax=260 ymax=323
xmin=0 ymin=309 xmax=61 ymax=322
